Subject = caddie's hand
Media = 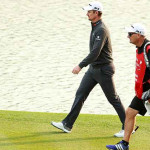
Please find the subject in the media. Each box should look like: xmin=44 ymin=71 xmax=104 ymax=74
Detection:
xmin=72 ymin=65 xmax=81 ymax=74
xmin=142 ymin=89 xmax=150 ymax=101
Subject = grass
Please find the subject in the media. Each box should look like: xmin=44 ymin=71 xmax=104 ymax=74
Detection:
xmin=0 ymin=110 xmax=149 ymax=150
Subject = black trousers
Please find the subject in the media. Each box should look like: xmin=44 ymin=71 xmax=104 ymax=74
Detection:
xmin=62 ymin=64 xmax=125 ymax=129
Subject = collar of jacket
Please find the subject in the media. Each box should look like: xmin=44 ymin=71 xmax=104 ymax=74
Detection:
xmin=91 ymin=19 xmax=102 ymax=28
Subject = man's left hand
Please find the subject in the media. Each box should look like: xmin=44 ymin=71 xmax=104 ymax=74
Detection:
xmin=72 ymin=66 xmax=81 ymax=74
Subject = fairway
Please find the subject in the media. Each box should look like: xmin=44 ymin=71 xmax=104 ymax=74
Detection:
xmin=0 ymin=110 xmax=149 ymax=150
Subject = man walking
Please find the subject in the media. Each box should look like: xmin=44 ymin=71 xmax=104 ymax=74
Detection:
xmin=51 ymin=1 xmax=125 ymax=137
xmin=106 ymin=23 xmax=150 ymax=150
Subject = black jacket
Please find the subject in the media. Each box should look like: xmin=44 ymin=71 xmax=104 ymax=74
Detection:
xmin=79 ymin=20 xmax=113 ymax=68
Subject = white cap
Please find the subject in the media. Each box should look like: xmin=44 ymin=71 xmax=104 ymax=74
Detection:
xmin=125 ymin=23 xmax=146 ymax=36
xmin=83 ymin=1 xmax=103 ymax=12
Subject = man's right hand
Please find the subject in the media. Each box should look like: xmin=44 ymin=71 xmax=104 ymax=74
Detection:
xmin=72 ymin=66 xmax=81 ymax=74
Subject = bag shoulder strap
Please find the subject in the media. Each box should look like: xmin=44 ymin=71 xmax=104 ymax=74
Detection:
xmin=143 ymin=42 xmax=150 ymax=69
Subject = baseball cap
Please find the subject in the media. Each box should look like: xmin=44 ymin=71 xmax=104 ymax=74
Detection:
xmin=83 ymin=1 xmax=103 ymax=12
xmin=125 ymin=23 xmax=146 ymax=36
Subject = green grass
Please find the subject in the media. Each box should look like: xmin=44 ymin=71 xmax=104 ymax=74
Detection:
xmin=0 ymin=110 xmax=149 ymax=150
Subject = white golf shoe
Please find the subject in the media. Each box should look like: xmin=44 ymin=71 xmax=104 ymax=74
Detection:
xmin=114 ymin=127 xmax=139 ymax=138
xmin=51 ymin=121 xmax=71 ymax=133
xmin=114 ymin=130 xmax=124 ymax=137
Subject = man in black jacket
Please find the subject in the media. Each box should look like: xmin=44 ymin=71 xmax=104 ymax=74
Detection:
xmin=51 ymin=1 xmax=125 ymax=137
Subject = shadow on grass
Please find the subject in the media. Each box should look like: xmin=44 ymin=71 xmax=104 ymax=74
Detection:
xmin=0 ymin=131 xmax=63 ymax=141
xmin=0 ymin=131 xmax=114 ymax=146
